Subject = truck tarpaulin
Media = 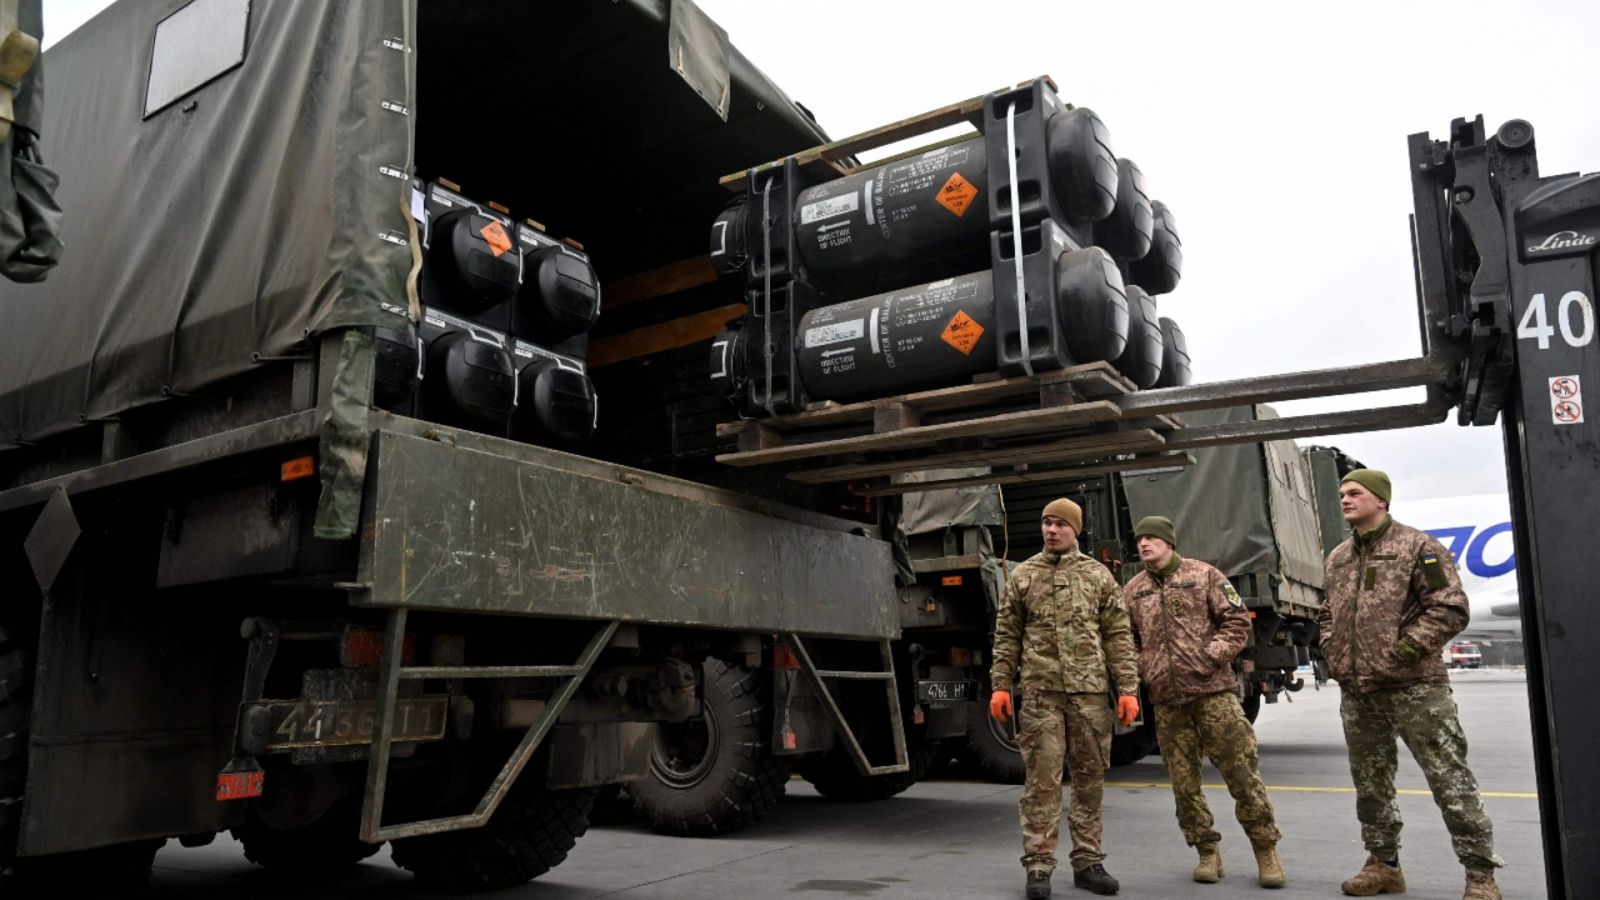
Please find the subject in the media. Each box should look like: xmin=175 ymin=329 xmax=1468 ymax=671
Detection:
xmin=0 ymin=0 xmax=829 ymax=537
xmin=1120 ymin=405 xmax=1326 ymax=605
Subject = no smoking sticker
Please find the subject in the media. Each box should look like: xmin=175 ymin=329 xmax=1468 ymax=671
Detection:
xmin=1550 ymin=375 xmax=1584 ymax=424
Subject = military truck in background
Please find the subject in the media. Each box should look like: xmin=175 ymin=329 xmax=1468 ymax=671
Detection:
xmin=0 ymin=0 xmax=919 ymax=891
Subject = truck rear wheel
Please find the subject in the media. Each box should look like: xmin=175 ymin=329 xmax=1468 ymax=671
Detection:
xmin=631 ymin=657 xmax=790 ymax=836
xmin=964 ymin=690 xmax=1025 ymax=784
xmin=799 ymin=730 xmax=939 ymax=802
xmin=389 ymin=787 xmax=594 ymax=892
xmin=234 ymin=796 xmax=382 ymax=873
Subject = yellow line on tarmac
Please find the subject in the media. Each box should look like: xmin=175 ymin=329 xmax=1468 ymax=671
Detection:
xmin=1105 ymin=781 xmax=1537 ymax=799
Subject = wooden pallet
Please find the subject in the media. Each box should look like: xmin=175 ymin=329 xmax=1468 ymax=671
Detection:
xmin=714 ymin=362 xmax=1188 ymax=493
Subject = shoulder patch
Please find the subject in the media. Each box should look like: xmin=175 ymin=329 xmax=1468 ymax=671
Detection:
xmin=1421 ymin=552 xmax=1448 ymax=589
xmin=1221 ymin=581 xmax=1244 ymax=608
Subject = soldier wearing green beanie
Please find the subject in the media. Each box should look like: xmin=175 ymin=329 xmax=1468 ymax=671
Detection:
xmin=1319 ymin=469 xmax=1504 ymax=900
xmin=1123 ymin=515 xmax=1284 ymax=887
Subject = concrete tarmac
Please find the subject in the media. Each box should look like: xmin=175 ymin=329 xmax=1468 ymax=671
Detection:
xmin=145 ymin=670 xmax=1545 ymax=899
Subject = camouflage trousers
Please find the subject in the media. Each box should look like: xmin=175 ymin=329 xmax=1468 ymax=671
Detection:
xmin=1017 ymin=690 xmax=1112 ymax=875
xmin=1153 ymin=691 xmax=1280 ymax=848
xmin=1340 ymin=682 xmax=1504 ymax=870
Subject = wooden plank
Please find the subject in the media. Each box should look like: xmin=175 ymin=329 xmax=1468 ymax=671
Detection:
xmin=716 ymin=362 xmax=1124 ymax=438
xmin=603 ymin=256 xmax=718 ymax=310
xmin=873 ymin=402 xmax=922 ymax=433
xmin=853 ymin=453 xmax=1195 ymax=498
xmin=587 ymin=303 xmax=744 ymax=369
xmin=786 ymin=429 xmax=1167 ymax=484
xmin=719 ymin=94 xmax=987 ymax=193
xmin=716 ymin=399 xmax=1123 ymax=467
xmin=736 ymin=423 xmax=784 ymax=453
xmin=720 ymin=75 xmax=1059 ymax=193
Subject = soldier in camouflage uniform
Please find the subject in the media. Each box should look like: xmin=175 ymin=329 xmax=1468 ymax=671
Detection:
xmin=990 ymin=498 xmax=1140 ymax=898
xmin=1122 ymin=515 xmax=1285 ymax=889
xmin=1319 ymin=469 xmax=1504 ymax=900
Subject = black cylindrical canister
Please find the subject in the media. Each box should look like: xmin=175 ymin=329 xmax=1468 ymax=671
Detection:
xmin=1116 ymin=286 xmax=1164 ymax=389
xmin=790 ymin=246 xmax=1130 ymax=403
xmin=1129 ymin=200 xmax=1182 ymax=295
xmin=715 ymin=108 xmax=1120 ymax=296
xmin=513 ymin=359 xmax=597 ymax=445
xmin=796 ymin=271 xmax=997 ymax=402
xmin=372 ymin=323 xmax=421 ymax=411
xmin=1155 ymin=316 xmax=1193 ymax=388
xmin=426 ymin=208 xmax=520 ymax=313
xmin=422 ymin=331 xmax=516 ymax=427
xmin=793 ymin=138 xmax=992 ymax=296
xmin=1096 ymin=158 xmax=1153 ymax=262
xmin=518 ymin=246 xmax=600 ymax=340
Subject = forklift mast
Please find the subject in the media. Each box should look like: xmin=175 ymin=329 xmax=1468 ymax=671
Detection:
xmin=1411 ymin=115 xmax=1600 ymax=899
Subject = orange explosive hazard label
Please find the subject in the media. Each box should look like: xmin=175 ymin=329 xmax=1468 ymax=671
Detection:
xmin=480 ymin=220 xmax=513 ymax=256
xmin=936 ymin=172 xmax=979 ymax=217
xmin=941 ymin=310 xmax=984 ymax=355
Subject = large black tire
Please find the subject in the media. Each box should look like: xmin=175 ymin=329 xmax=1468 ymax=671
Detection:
xmin=233 ymin=796 xmax=382 ymax=873
xmin=389 ymin=787 xmax=594 ymax=893
xmin=799 ymin=731 xmax=939 ymax=802
xmin=631 ymin=658 xmax=790 ymax=836
xmin=0 ymin=622 xmax=30 ymax=870
xmin=965 ymin=690 xmax=1025 ymax=784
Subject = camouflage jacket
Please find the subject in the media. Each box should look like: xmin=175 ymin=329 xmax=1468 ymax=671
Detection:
xmin=1123 ymin=556 xmax=1251 ymax=706
xmin=1318 ymin=517 xmax=1469 ymax=694
xmin=990 ymin=548 xmax=1139 ymax=696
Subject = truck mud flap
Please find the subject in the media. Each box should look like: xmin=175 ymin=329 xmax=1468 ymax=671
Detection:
xmin=357 ymin=611 xmax=619 ymax=841
xmin=784 ymin=634 xmax=908 ymax=776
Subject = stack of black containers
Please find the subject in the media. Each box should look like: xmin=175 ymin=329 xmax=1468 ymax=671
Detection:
xmin=370 ymin=180 xmax=602 ymax=447
xmin=709 ymin=79 xmax=1192 ymax=417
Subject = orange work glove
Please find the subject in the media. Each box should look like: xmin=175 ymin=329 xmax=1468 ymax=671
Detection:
xmin=989 ymin=689 xmax=1014 ymax=723
xmin=1116 ymin=694 xmax=1140 ymax=728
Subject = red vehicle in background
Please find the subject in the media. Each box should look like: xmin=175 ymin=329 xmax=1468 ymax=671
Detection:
xmin=1448 ymin=642 xmax=1485 ymax=669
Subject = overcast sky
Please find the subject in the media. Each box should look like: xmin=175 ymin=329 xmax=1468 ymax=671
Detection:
xmin=41 ymin=0 xmax=1600 ymax=503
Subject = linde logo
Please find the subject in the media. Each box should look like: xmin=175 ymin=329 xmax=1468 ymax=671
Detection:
xmin=1526 ymin=230 xmax=1597 ymax=253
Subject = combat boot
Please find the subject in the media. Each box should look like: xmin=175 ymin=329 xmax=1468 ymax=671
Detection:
xmin=1462 ymin=868 xmax=1501 ymax=900
xmin=1252 ymin=842 xmax=1285 ymax=889
xmin=1072 ymin=863 xmax=1120 ymax=895
xmin=1192 ymin=843 xmax=1223 ymax=883
xmin=1340 ymin=855 xmax=1406 ymax=896
xmin=1025 ymin=870 xmax=1051 ymax=899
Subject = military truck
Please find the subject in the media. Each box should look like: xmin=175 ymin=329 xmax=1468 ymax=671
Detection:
xmin=0 ymin=0 xmax=916 ymax=891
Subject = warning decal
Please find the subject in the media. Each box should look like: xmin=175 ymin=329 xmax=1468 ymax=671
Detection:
xmin=936 ymin=172 xmax=979 ymax=217
xmin=1550 ymin=374 xmax=1584 ymax=424
xmin=480 ymin=220 xmax=513 ymax=256
xmin=941 ymin=310 xmax=984 ymax=355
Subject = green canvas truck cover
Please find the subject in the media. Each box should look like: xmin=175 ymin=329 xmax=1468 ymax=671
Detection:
xmin=1120 ymin=404 xmax=1326 ymax=607
xmin=0 ymin=0 xmax=830 ymax=534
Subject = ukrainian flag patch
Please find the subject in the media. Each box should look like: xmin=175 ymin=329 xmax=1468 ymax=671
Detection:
xmin=1222 ymin=581 xmax=1244 ymax=608
xmin=1422 ymin=552 xmax=1448 ymax=589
